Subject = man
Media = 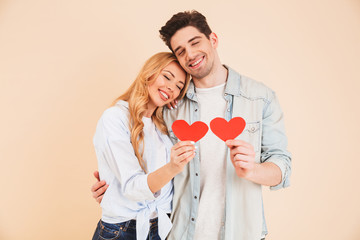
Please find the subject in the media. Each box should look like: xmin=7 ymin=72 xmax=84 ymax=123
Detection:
xmin=91 ymin=10 xmax=291 ymax=240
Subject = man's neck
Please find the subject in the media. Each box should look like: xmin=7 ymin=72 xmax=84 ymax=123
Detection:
xmin=193 ymin=63 xmax=228 ymax=89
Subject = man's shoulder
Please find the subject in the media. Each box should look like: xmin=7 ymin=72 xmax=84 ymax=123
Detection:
xmin=227 ymin=66 xmax=275 ymax=101
xmin=162 ymin=98 xmax=188 ymax=124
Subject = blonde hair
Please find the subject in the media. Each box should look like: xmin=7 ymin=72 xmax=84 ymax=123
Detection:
xmin=112 ymin=52 xmax=190 ymax=173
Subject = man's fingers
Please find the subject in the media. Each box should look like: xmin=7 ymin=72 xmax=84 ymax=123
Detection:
xmin=226 ymin=139 xmax=252 ymax=149
xmin=93 ymin=171 xmax=100 ymax=181
xmin=230 ymin=146 xmax=255 ymax=157
xmin=91 ymin=180 xmax=106 ymax=192
xmin=96 ymin=195 xmax=103 ymax=204
xmin=234 ymin=153 xmax=253 ymax=163
xmin=92 ymin=184 xmax=108 ymax=198
xmin=234 ymin=160 xmax=249 ymax=169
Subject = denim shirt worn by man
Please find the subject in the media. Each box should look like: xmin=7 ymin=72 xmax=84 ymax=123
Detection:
xmin=162 ymin=66 xmax=292 ymax=240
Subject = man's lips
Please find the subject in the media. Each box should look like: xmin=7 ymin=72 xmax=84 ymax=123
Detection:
xmin=188 ymin=56 xmax=204 ymax=69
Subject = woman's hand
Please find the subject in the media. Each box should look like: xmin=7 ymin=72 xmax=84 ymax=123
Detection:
xmin=169 ymin=141 xmax=196 ymax=174
xmin=166 ymin=99 xmax=178 ymax=110
xmin=147 ymin=141 xmax=196 ymax=194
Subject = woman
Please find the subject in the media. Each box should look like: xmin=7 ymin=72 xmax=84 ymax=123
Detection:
xmin=92 ymin=52 xmax=194 ymax=240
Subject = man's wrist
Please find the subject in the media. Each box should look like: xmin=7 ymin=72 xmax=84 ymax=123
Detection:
xmin=244 ymin=163 xmax=260 ymax=182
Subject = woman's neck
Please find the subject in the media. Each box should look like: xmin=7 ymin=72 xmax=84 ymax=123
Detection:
xmin=144 ymin=104 xmax=156 ymax=118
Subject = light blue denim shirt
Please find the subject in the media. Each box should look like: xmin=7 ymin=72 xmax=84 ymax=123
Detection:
xmin=93 ymin=101 xmax=173 ymax=240
xmin=163 ymin=66 xmax=292 ymax=240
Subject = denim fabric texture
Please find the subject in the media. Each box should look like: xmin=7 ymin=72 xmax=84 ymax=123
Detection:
xmin=163 ymin=65 xmax=291 ymax=240
xmin=92 ymin=218 xmax=160 ymax=240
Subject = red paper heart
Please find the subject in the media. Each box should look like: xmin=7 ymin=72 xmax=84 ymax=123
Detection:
xmin=210 ymin=117 xmax=246 ymax=142
xmin=171 ymin=120 xmax=209 ymax=142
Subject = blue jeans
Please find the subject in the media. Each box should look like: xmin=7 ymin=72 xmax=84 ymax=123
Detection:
xmin=92 ymin=218 xmax=161 ymax=240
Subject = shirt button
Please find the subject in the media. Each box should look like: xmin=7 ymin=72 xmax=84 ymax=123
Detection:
xmin=227 ymin=109 xmax=230 ymax=112
xmin=195 ymin=109 xmax=198 ymax=112
xmin=224 ymin=93 xmax=227 ymax=96
xmin=195 ymin=173 xmax=198 ymax=176
xmin=194 ymin=196 xmax=197 ymax=199
xmin=191 ymin=218 xmax=195 ymax=221
xmin=251 ymin=127 xmax=255 ymax=131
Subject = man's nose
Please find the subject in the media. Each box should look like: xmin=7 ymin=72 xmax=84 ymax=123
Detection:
xmin=186 ymin=48 xmax=196 ymax=62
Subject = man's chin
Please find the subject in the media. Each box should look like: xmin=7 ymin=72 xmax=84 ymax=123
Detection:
xmin=189 ymin=69 xmax=209 ymax=80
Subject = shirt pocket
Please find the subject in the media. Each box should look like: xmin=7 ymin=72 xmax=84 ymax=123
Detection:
xmin=243 ymin=121 xmax=261 ymax=153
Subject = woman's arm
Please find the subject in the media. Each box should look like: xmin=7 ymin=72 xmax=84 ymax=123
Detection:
xmin=148 ymin=141 xmax=195 ymax=193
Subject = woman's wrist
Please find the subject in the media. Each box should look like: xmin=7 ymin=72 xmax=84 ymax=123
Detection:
xmin=166 ymin=162 xmax=180 ymax=177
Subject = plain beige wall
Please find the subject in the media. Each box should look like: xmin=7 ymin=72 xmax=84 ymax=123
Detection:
xmin=1 ymin=0 xmax=360 ymax=239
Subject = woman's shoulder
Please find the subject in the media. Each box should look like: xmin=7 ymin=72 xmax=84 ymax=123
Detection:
xmin=100 ymin=100 xmax=130 ymax=126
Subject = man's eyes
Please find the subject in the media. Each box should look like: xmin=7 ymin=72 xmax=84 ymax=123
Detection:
xmin=177 ymin=42 xmax=199 ymax=56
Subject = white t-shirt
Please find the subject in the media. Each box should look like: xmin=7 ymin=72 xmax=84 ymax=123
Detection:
xmin=193 ymin=83 xmax=228 ymax=239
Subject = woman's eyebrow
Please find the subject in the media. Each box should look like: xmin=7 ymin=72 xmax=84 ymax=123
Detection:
xmin=163 ymin=70 xmax=175 ymax=78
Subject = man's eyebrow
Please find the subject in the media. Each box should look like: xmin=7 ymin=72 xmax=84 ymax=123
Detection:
xmin=188 ymin=36 xmax=201 ymax=43
xmin=173 ymin=46 xmax=182 ymax=55
xmin=163 ymin=70 xmax=175 ymax=78
xmin=173 ymin=36 xmax=202 ymax=54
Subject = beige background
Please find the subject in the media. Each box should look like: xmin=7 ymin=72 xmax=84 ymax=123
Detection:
xmin=1 ymin=0 xmax=360 ymax=239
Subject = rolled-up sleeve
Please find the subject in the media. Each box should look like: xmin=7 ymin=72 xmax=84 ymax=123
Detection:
xmin=94 ymin=107 xmax=157 ymax=201
xmin=260 ymin=92 xmax=292 ymax=190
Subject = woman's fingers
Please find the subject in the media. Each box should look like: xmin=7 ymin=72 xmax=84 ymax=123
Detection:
xmin=175 ymin=145 xmax=196 ymax=156
xmin=172 ymin=141 xmax=195 ymax=151
xmin=181 ymin=151 xmax=196 ymax=163
xmin=178 ymin=149 xmax=195 ymax=162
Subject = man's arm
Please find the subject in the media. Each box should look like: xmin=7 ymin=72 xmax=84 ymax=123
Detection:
xmin=91 ymin=171 xmax=108 ymax=203
xmin=226 ymin=91 xmax=291 ymax=188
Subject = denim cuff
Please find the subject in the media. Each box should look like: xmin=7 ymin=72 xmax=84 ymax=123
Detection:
xmin=266 ymin=157 xmax=290 ymax=191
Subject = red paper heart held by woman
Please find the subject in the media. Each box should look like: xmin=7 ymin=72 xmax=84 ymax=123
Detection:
xmin=171 ymin=120 xmax=209 ymax=142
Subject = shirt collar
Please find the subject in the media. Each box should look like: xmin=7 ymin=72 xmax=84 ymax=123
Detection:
xmin=115 ymin=100 xmax=129 ymax=109
xmin=224 ymin=65 xmax=242 ymax=96
xmin=185 ymin=64 xmax=242 ymax=101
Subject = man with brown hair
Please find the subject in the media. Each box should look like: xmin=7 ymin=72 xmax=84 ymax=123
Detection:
xmin=92 ymin=10 xmax=291 ymax=240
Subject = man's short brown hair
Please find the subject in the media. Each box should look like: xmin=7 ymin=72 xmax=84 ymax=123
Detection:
xmin=159 ymin=10 xmax=212 ymax=51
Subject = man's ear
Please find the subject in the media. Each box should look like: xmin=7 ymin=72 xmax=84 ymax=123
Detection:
xmin=209 ymin=32 xmax=219 ymax=48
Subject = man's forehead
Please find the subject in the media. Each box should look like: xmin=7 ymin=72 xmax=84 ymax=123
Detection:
xmin=170 ymin=26 xmax=204 ymax=49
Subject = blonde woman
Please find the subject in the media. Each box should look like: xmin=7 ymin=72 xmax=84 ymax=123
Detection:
xmin=92 ymin=52 xmax=193 ymax=240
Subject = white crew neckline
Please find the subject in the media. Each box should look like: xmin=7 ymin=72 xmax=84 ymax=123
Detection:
xmin=195 ymin=83 xmax=226 ymax=93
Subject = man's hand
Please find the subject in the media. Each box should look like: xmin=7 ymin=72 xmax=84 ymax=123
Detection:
xmin=226 ymin=140 xmax=256 ymax=179
xmin=91 ymin=171 xmax=108 ymax=204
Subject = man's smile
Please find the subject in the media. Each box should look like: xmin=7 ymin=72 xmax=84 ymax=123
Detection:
xmin=188 ymin=56 xmax=205 ymax=69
